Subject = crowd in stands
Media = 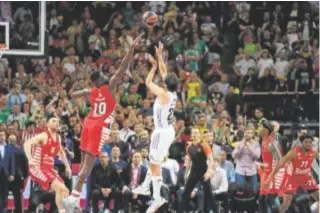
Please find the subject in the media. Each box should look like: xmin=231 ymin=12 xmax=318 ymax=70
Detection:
xmin=0 ymin=1 xmax=319 ymax=213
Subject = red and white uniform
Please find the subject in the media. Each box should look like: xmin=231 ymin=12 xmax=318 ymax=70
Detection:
xmin=29 ymin=130 xmax=63 ymax=190
xmin=260 ymin=136 xmax=285 ymax=195
xmin=80 ymin=85 xmax=116 ymax=156
xmin=283 ymin=146 xmax=318 ymax=194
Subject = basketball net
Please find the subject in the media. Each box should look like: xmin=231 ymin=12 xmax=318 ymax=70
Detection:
xmin=0 ymin=43 xmax=8 ymax=59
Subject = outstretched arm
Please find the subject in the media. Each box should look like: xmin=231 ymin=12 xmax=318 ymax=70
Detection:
xmin=145 ymin=55 xmax=166 ymax=98
xmin=109 ymin=33 xmax=144 ymax=90
xmin=155 ymin=42 xmax=168 ymax=80
xmin=71 ymin=88 xmax=91 ymax=100
xmin=265 ymin=149 xmax=296 ymax=185
xmin=57 ymin=141 xmax=72 ymax=179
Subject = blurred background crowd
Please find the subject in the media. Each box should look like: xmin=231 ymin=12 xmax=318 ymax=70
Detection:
xmin=0 ymin=1 xmax=319 ymax=213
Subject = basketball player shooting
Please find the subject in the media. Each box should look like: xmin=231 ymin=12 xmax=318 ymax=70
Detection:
xmin=62 ymin=33 xmax=144 ymax=213
xmin=132 ymin=42 xmax=180 ymax=213
xmin=24 ymin=116 xmax=71 ymax=213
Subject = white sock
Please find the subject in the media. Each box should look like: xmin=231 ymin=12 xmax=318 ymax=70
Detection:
xmin=59 ymin=210 xmax=66 ymax=213
xmin=141 ymin=168 xmax=152 ymax=188
xmin=71 ymin=189 xmax=80 ymax=198
xmin=152 ymin=176 xmax=162 ymax=200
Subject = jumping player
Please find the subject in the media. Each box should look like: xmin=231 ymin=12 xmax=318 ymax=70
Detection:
xmin=24 ymin=116 xmax=71 ymax=213
xmin=62 ymin=33 xmax=143 ymax=212
xmin=265 ymin=134 xmax=319 ymax=213
xmin=258 ymin=120 xmax=285 ymax=213
xmin=132 ymin=42 xmax=180 ymax=213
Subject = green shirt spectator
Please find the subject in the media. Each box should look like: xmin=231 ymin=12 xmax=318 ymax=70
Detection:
xmin=184 ymin=47 xmax=200 ymax=72
xmin=171 ymin=36 xmax=184 ymax=59
xmin=0 ymin=107 xmax=10 ymax=123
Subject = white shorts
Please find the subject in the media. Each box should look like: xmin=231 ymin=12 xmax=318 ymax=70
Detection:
xmin=149 ymin=127 xmax=175 ymax=164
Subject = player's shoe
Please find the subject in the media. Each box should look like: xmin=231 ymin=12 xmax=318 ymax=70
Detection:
xmin=62 ymin=196 xmax=80 ymax=213
xmin=146 ymin=198 xmax=167 ymax=213
xmin=131 ymin=185 xmax=151 ymax=196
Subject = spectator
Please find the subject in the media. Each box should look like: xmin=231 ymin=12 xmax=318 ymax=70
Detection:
xmin=184 ymin=43 xmax=201 ymax=73
xmin=120 ymin=151 xmax=149 ymax=213
xmin=219 ymin=150 xmax=236 ymax=183
xmin=90 ymin=152 xmax=121 ymax=213
xmin=257 ymin=50 xmax=274 ymax=79
xmin=224 ymin=85 xmax=241 ymax=119
xmin=211 ymin=157 xmax=230 ymax=213
xmin=110 ymin=146 xmax=128 ymax=175
xmin=7 ymin=103 xmax=27 ymax=130
xmin=0 ymin=129 xmax=15 ymax=213
xmin=7 ymin=83 xmax=27 ymax=108
xmin=171 ymin=32 xmax=184 ymax=60
xmin=162 ymin=156 xmax=179 ymax=186
xmin=140 ymin=146 xmax=149 ymax=168
xmin=294 ymin=58 xmax=315 ymax=92
xmin=234 ymin=51 xmax=256 ymax=90
xmin=119 ymin=119 xmax=136 ymax=143
xmin=109 ymin=130 xmax=130 ymax=161
xmin=274 ymin=50 xmax=289 ymax=80
xmin=258 ymin=67 xmax=276 ymax=92
xmin=0 ymin=95 xmax=10 ymax=124
xmin=7 ymin=133 xmax=28 ymax=213
xmin=232 ymin=128 xmax=260 ymax=190
xmin=13 ymin=2 xmax=33 ymax=24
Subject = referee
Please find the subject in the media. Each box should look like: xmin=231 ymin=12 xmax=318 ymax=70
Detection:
xmin=178 ymin=128 xmax=219 ymax=213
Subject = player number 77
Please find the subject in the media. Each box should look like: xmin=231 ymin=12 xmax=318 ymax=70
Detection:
xmin=300 ymin=161 xmax=308 ymax=168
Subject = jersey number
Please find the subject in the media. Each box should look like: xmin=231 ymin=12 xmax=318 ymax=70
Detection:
xmin=94 ymin=102 xmax=106 ymax=116
xmin=51 ymin=147 xmax=56 ymax=154
xmin=300 ymin=161 xmax=308 ymax=168
xmin=167 ymin=108 xmax=174 ymax=124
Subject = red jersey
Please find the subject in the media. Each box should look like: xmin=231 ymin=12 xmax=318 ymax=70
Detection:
xmin=261 ymin=136 xmax=278 ymax=172
xmin=260 ymin=136 xmax=286 ymax=195
xmin=29 ymin=130 xmax=64 ymax=190
xmin=32 ymin=130 xmax=61 ymax=169
xmin=87 ymin=85 xmax=115 ymax=120
xmin=289 ymin=146 xmax=316 ymax=176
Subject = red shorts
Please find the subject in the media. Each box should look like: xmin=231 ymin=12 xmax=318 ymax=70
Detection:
xmin=80 ymin=115 xmax=113 ymax=156
xmin=260 ymin=168 xmax=286 ymax=195
xmin=283 ymin=174 xmax=318 ymax=194
xmin=29 ymin=166 xmax=63 ymax=190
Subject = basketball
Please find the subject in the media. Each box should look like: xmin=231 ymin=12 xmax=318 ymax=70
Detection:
xmin=142 ymin=11 xmax=158 ymax=28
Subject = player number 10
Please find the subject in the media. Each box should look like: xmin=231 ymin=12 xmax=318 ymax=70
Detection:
xmin=94 ymin=102 xmax=107 ymax=116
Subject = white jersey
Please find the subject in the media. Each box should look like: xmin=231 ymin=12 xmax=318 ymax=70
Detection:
xmin=153 ymin=91 xmax=177 ymax=129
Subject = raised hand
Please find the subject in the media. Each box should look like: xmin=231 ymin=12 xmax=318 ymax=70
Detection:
xmin=155 ymin=41 xmax=164 ymax=56
xmin=148 ymin=55 xmax=157 ymax=69
xmin=132 ymin=32 xmax=145 ymax=48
